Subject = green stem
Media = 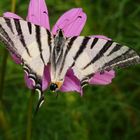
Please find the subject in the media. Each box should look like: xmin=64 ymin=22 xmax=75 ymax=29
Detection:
xmin=0 ymin=102 xmax=13 ymax=140
xmin=26 ymin=90 xmax=35 ymax=140
xmin=0 ymin=50 xmax=8 ymax=100
xmin=11 ymin=0 xmax=17 ymax=13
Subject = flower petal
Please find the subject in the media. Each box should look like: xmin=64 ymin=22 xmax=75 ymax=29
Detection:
xmin=27 ymin=0 xmax=50 ymax=29
xmin=60 ymin=69 xmax=83 ymax=96
xmin=52 ymin=8 xmax=87 ymax=37
xmin=3 ymin=12 xmax=22 ymax=19
xmin=89 ymin=35 xmax=115 ymax=85
xmin=89 ymin=70 xmax=115 ymax=85
xmin=42 ymin=65 xmax=51 ymax=91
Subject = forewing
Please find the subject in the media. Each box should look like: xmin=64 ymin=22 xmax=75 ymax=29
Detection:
xmin=62 ymin=36 xmax=140 ymax=87
xmin=0 ymin=17 xmax=52 ymax=105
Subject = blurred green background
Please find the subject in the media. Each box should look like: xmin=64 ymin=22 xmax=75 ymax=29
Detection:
xmin=0 ymin=0 xmax=140 ymax=140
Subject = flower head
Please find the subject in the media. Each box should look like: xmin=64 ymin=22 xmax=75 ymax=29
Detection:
xmin=4 ymin=0 xmax=115 ymax=95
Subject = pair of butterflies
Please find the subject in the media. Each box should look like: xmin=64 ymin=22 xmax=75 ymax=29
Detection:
xmin=0 ymin=17 xmax=140 ymax=111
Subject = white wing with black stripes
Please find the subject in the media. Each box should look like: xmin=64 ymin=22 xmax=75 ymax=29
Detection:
xmin=60 ymin=36 xmax=140 ymax=87
xmin=0 ymin=17 xmax=52 ymax=107
xmin=0 ymin=17 xmax=140 ymax=111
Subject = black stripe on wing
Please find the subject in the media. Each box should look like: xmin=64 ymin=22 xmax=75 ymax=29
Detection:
xmin=46 ymin=29 xmax=52 ymax=55
xmin=83 ymin=40 xmax=113 ymax=69
xmin=107 ymin=44 xmax=122 ymax=56
xmin=103 ymin=48 xmax=140 ymax=70
xmin=0 ymin=23 xmax=14 ymax=47
xmin=0 ymin=22 xmax=20 ymax=57
xmin=14 ymin=19 xmax=31 ymax=56
xmin=4 ymin=18 xmax=14 ymax=33
xmin=27 ymin=22 xmax=32 ymax=34
xmin=74 ymin=37 xmax=90 ymax=60
xmin=71 ymin=37 xmax=90 ymax=67
xmin=59 ymin=36 xmax=77 ymax=74
xmin=35 ymin=25 xmax=45 ymax=64
xmin=90 ymin=37 xmax=98 ymax=49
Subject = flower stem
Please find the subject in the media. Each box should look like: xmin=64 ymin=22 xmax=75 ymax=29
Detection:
xmin=0 ymin=50 xmax=8 ymax=100
xmin=0 ymin=102 xmax=13 ymax=140
xmin=11 ymin=0 xmax=17 ymax=13
xmin=26 ymin=90 xmax=35 ymax=140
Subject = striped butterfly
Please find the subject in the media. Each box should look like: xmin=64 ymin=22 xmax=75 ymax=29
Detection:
xmin=0 ymin=17 xmax=140 ymax=111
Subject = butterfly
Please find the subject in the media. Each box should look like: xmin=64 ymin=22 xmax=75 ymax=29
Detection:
xmin=0 ymin=17 xmax=140 ymax=111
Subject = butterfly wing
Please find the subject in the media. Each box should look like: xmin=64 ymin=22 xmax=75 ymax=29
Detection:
xmin=60 ymin=36 xmax=140 ymax=87
xmin=0 ymin=17 xmax=52 ymax=107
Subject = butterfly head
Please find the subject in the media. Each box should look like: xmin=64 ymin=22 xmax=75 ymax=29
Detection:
xmin=56 ymin=29 xmax=64 ymax=38
xmin=50 ymin=81 xmax=63 ymax=92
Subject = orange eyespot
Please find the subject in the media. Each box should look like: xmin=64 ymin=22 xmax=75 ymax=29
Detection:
xmin=55 ymin=81 xmax=63 ymax=89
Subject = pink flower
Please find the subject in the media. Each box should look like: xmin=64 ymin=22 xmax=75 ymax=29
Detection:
xmin=4 ymin=0 xmax=115 ymax=95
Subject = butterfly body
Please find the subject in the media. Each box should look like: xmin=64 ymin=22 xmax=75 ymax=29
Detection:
xmin=50 ymin=29 xmax=66 ymax=88
xmin=0 ymin=17 xmax=140 ymax=110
